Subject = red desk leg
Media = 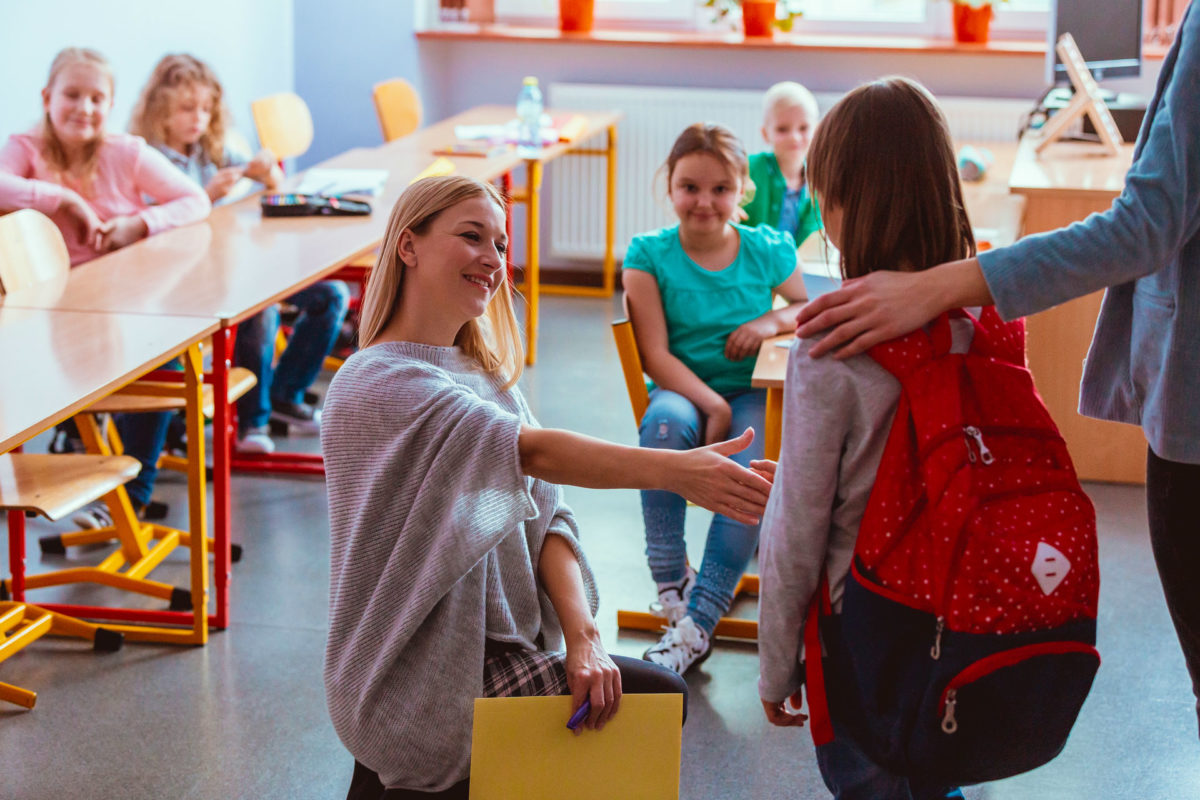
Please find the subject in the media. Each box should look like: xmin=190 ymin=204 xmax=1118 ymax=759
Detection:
xmin=211 ymin=327 xmax=232 ymax=629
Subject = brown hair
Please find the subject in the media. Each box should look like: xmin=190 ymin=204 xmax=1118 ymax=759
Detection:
xmin=664 ymin=122 xmax=750 ymax=191
xmin=358 ymin=175 xmax=523 ymax=388
xmin=130 ymin=54 xmax=229 ymax=166
xmin=806 ymin=77 xmax=975 ymax=280
xmin=40 ymin=47 xmax=114 ymax=194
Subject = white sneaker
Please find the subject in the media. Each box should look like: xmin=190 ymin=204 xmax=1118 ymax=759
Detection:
xmin=236 ymin=426 xmax=276 ymax=454
xmin=643 ymin=615 xmax=712 ymax=675
xmin=71 ymin=501 xmax=113 ymax=530
xmin=650 ymin=565 xmax=697 ymax=626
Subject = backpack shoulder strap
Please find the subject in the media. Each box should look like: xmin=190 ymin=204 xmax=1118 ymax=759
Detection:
xmin=804 ymin=572 xmax=836 ymax=746
xmin=867 ymin=313 xmax=954 ymax=378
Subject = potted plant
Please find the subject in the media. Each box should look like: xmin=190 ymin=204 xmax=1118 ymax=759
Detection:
xmin=949 ymin=0 xmax=1006 ymax=44
xmin=559 ymin=0 xmax=595 ymax=33
xmin=702 ymin=1 xmax=802 ymax=38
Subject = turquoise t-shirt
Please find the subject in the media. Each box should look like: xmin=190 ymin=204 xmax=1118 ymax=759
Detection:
xmin=623 ymin=223 xmax=797 ymax=395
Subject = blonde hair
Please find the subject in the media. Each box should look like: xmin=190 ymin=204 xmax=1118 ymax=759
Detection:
xmin=762 ymin=81 xmax=819 ymax=126
xmin=40 ymin=47 xmax=114 ymax=194
xmin=359 ymin=176 xmax=524 ymax=388
xmin=130 ymin=54 xmax=229 ymax=166
xmin=806 ymin=77 xmax=974 ymax=281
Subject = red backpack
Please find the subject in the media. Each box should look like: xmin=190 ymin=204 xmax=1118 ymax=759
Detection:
xmin=803 ymin=308 xmax=1100 ymax=785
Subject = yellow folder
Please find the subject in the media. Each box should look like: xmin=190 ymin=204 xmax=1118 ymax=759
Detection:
xmin=469 ymin=693 xmax=683 ymax=800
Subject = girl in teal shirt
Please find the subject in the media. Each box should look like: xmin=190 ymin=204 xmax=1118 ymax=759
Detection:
xmin=623 ymin=123 xmax=808 ymax=674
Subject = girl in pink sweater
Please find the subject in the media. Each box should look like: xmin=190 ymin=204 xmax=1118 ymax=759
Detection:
xmin=0 ymin=47 xmax=210 ymax=266
xmin=0 ymin=47 xmax=211 ymax=527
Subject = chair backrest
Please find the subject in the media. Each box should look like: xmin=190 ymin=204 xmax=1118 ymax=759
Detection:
xmin=612 ymin=319 xmax=650 ymax=426
xmin=0 ymin=209 xmax=70 ymax=294
xmin=250 ymin=92 xmax=314 ymax=162
xmin=372 ymin=78 xmax=423 ymax=142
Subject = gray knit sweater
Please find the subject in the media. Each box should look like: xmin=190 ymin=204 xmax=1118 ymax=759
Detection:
xmin=321 ymin=341 xmax=597 ymax=792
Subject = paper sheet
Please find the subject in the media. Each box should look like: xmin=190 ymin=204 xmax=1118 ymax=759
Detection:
xmin=294 ymin=168 xmax=389 ymax=197
xmin=469 ymin=694 xmax=682 ymax=800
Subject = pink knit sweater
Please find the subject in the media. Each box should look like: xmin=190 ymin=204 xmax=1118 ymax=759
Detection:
xmin=0 ymin=131 xmax=211 ymax=266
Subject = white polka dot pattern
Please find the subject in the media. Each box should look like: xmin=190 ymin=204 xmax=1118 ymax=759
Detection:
xmin=859 ymin=309 xmax=1099 ymax=636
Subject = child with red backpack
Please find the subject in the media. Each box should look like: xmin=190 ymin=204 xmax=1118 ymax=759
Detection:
xmin=756 ymin=77 xmax=1100 ymax=799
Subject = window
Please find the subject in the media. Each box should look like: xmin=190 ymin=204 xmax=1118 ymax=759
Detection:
xmin=446 ymin=0 xmax=1049 ymax=37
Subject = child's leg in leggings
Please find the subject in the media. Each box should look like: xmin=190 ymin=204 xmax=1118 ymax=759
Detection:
xmin=686 ymin=389 xmax=766 ymax=634
xmin=816 ymin=720 xmax=963 ymax=800
xmin=638 ymin=388 xmax=701 ymax=585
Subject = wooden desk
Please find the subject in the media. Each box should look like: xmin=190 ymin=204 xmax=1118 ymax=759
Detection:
xmin=751 ymin=335 xmax=791 ymax=462
xmin=1 ymin=307 xmax=217 ymax=642
xmin=423 ymin=106 xmax=623 ymax=364
xmin=0 ymin=308 xmax=216 ymax=453
xmin=1009 ymin=134 xmax=1143 ymax=484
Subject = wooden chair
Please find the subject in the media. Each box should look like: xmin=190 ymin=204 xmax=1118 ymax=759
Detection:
xmin=250 ymin=92 xmax=314 ymax=162
xmin=251 ymin=92 xmax=358 ymax=373
xmin=611 ymin=319 xmax=759 ymax=642
xmin=1 ymin=453 xmax=136 ymax=708
xmin=0 ymin=211 xmax=248 ymax=618
xmin=372 ymin=78 xmax=423 ymax=143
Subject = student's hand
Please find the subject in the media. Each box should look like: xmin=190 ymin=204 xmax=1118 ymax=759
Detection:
xmin=734 ymin=206 xmax=749 ymax=223
xmin=749 ymin=458 xmax=777 ymax=484
xmin=670 ymin=428 xmax=773 ymax=524
xmin=761 ymin=697 xmax=808 ymax=727
xmin=725 ymin=316 xmax=779 ymax=362
xmin=243 ymin=149 xmax=277 ymax=184
xmin=205 ymin=167 xmax=244 ymax=202
xmin=60 ymin=191 xmax=110 ymax=250
xmin=701 ymin=397 xmax=732 ymax=445
xmin=564 ymin=627 xmax=622 ymax=732
xmin=95 ymin=215 xmax=148 ymax=253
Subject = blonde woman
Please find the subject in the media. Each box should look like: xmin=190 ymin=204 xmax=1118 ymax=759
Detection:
xmin=321 ymin=175 xmax=774 ymax=799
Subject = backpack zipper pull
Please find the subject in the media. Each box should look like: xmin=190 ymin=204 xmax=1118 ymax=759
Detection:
xmin=941 ymin=689 xmax=959 ymax=734
xmin=930 ymin=616 xmax=945 ymax=660
xmin=964 ymin=425 xmax=994 ymax=465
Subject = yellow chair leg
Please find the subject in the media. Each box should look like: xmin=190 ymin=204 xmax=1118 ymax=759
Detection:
xmin=0 ymin=681 xmax=38 ymax=709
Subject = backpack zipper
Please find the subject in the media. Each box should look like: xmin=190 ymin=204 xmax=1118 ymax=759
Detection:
xmin=937 ymin=641 xmax=1100 ymax=735
xmin=963 ymin=425 xmax=994 ymax=465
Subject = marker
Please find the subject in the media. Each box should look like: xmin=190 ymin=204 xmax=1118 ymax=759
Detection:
xmin=566 ymin=699 xmax=591 ymax=731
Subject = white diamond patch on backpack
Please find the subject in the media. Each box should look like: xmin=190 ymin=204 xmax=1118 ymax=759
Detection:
xmin=1032 ymin=541 xmax=1071 ymax=596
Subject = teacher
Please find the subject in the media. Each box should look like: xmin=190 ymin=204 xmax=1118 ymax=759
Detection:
xmin=796 ymin=4 xmax=1200 ymax=739
xmin=321 ymin=175 xmax=773 ymax=798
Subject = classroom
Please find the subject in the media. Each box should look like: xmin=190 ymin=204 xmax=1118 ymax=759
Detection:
xmin=1 ymin=1 xmax=1197 ymax=798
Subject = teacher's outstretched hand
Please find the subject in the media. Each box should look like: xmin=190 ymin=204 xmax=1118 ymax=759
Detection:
xmin=795 ymin=258 xmax=993 ymax=359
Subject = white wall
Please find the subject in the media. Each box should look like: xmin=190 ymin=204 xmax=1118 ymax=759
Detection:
xmin=0 ymin=0 xmax=293 ymax=148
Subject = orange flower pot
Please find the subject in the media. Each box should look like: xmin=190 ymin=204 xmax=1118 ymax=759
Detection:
xmin=952 ymin=2 xmax=994 ymax=44
xmin=742 ymin=0 xmax=776 ymax=38
xmin=559 ymin=0 xmax=595 ymax=33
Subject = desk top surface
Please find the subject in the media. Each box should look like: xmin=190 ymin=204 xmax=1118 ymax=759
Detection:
xmin=0 ymin=308 xmax=217 ymax=453
xmin=0 ymin=105 xmax=621 ymax=325
xmin=1010 ymin=133 xmax=1134 ymax=198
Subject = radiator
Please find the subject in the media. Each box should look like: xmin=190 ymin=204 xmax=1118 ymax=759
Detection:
xmin=545 ymin=82 xmax=1030 ymax=261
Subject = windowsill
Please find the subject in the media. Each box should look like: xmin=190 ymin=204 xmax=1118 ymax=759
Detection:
xmin=417 ymin=24 xmax=1168 ymax=59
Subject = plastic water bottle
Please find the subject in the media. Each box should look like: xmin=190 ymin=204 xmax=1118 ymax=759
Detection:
xmin=516 ymin=76 xmax=544 ymax=155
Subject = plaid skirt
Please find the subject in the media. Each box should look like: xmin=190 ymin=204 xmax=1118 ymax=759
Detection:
xmin=483 ymin=640 xmax=570 ymax=698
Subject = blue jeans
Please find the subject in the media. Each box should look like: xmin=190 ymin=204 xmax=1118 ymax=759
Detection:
xmin=114 ymin=358 xmax=181 ymax=508
xmin=816 ymin=722 xmax=964 ymax=800
xmin=234 ymin=281 xmax=349 ymax=431
xmin=638 ymin=387 xmax=765 ymax=635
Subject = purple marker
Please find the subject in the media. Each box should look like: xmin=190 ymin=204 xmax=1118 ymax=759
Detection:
xmin=566 ymin=699 xmax=592 ymax=730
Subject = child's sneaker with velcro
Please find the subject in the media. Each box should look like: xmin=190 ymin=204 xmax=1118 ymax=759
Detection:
xmin=650 ymin=565 xmax=697 ymax=626
xmin=643 ymin=615 xmax=712 ymax=675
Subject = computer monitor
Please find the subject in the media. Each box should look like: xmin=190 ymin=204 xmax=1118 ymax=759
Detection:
xmin=1047 ymin=0 xmax=1143 ymax=84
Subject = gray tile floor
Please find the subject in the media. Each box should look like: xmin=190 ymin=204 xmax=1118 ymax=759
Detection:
xmin=2 ymin=294 xmax=1198 ymax=799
